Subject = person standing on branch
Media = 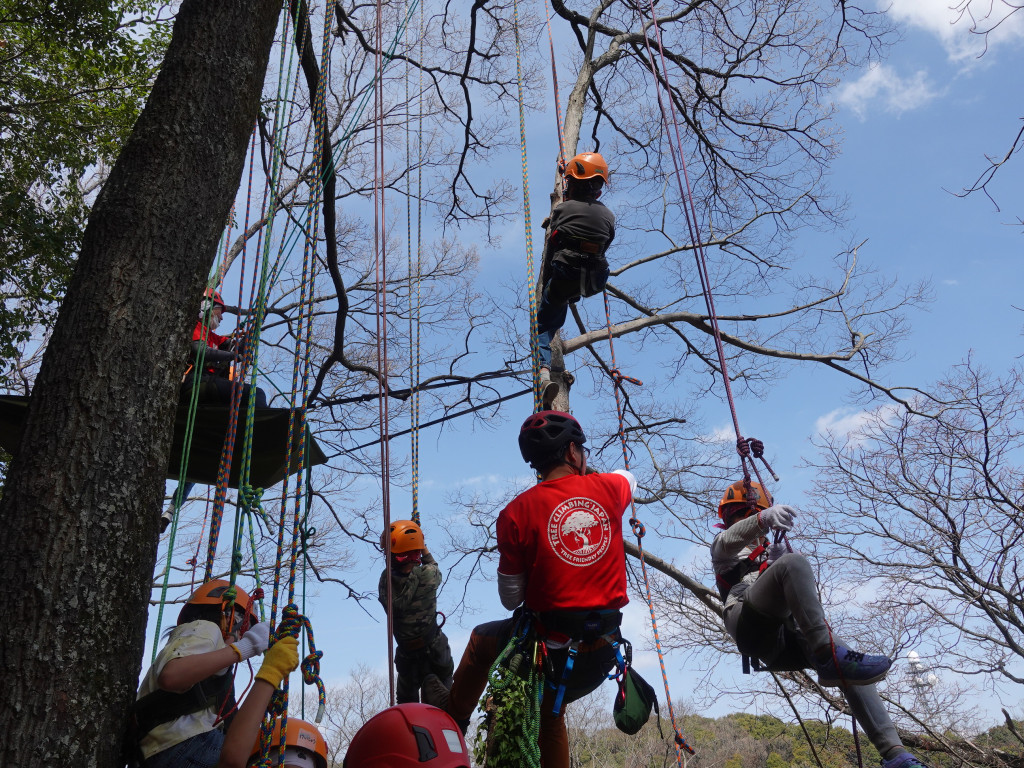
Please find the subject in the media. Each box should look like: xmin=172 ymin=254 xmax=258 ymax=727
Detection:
xmin=423 ymin=411 xmax=636 ymax=768
xmin=711 ymin=479 xmax=933 ymax=768
xmin=379 ymin=520 xmax=455 ymax=704
xmin=536 ymin=153 xmax=615 ymax=407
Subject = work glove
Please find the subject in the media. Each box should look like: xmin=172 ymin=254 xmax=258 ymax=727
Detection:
xmin=230 ymin=621 xmax=271 ymax=661
xmin=766 ymin=541 xmax=789 ymax=565
xmin=758 ymin=504 xmax=796 ymax=532
xmin=255 ymin=635 xmax=300 ymax=688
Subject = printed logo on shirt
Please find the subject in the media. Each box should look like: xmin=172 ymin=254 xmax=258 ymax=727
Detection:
xmin=547 ymin=496 xmax=612 ymax=566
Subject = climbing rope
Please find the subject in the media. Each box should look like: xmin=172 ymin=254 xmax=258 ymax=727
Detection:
xmin=600 ymin=295 xmax=694 ymax=762
xmin=512 ymin=0 xmax=541 ymax=413
xmin=474 ymin=625 xmax=543 ymax=767
xmin=253 ymin=605 xmax=326 ymax=768
xmin=405 ymin=0 xmax=424 ymax=524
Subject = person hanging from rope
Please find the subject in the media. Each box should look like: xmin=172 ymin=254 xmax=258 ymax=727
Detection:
xmin=183 ymin=287 xmax=268 ymax=410
xmin=379 ymin=519 xmax=455 ymax=705
xmin=712 ymin=478 xmax=933 ymax=768
xmin=130 ymin=579 xmax=299 ymax=768
xmin=536 ymin=152 xmax=615 ymax=408
xmin=421 ymin=411 xmax=635 ymax=768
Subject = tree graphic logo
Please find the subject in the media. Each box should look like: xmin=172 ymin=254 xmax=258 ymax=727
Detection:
xmin=547 ymin=496 xmax=612 ymax=566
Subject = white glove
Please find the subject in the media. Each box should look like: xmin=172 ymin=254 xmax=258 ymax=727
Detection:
xmin=759 ymin=504 xmax=796 ymax=532
xmin=766 ymin=542 xmax=789 ymax=565
xmin=231 ymin=621 xmax=271 ymax=661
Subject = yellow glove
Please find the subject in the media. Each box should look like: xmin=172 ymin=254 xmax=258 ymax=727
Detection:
xmin=255 ymin=635 xmax=299 ymax=688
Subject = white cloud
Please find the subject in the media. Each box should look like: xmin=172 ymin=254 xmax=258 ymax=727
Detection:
xmin=815 ymin=406 xmax=876 ymax=437
xmin=837 ymin=62 xmax=940 ymax=119
xmin=885 ymin=0 xmax=1024 ymax=62
xmin=815 ymin=404 xmax=904 ymax=445
xmin=942 ymin=278 xmax=959 ymax=285
xmin=700 ymin=424 xmax=735 ymax=444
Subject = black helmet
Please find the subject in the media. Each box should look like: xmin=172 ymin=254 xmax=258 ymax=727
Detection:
xmin=518 ymin=410 xmax=586 ymax=468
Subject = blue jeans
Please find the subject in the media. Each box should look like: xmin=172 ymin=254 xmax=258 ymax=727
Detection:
xmin=144 ymin=728 xmax=224 ymax=768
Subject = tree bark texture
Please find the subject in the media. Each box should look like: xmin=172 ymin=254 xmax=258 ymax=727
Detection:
xmin=0 ymin=2 xmax=280 ymax=765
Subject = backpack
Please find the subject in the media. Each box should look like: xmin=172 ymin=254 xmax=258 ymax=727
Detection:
xmin=613 ymin=664 xmax=661 ymax=736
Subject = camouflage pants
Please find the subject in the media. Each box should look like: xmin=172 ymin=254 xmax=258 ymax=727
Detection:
xmin=395 ymin=630 xmax=454 ymax=704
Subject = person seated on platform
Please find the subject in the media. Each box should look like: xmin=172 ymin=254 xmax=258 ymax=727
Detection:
xmin=183 ymin=287 xmax=267 ymax=409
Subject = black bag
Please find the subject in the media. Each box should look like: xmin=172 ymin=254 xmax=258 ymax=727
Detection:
xmin=613 ymin=665 xmax=661 ymax=736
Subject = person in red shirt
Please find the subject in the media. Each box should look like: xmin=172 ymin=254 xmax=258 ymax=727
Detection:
xmin=183 ymin=288 xmax=267 ymax=409
xmin=423 ymin=411 xmax=636 ymax=768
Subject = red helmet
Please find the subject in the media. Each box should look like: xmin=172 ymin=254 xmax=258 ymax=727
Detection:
xmin=250 ymin=716 xmax=328 ymax=768
xmin=204 ymin=287 xmax=225 ymax=306
xmin=718 ymin=480 xmax=773 ymax=521
xmin=518 ymin=410 xmax=585 ymax=468
xmin=343 ymin=704 xmax=469 ymax=767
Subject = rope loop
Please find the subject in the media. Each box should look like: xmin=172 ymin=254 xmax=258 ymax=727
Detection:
xmin=630 ymin=518 xmax=646 ymax=539
xmin=675 ymin=732 xmax=696 ymax=755
xmin=610 ymin=367 xmax=643 ymax=387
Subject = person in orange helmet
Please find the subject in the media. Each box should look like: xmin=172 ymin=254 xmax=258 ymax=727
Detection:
xmin=536 ymin=152 xmax=615 ymax=407
xmin=232 ymin=715 xmax=328 ymax=768
xmin=379 ymin=520 xmax=455 ymax=704
xmin=712 ymin=480 xmax=932 ymax=768
xmin=131 ymin=580 xmax=298 ymax=768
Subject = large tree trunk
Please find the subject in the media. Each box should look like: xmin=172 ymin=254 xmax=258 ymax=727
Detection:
xmin=0 ymin=2 xmax=280 ymax=765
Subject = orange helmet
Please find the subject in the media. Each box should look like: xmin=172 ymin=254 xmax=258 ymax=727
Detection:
xmin=185 ymin=579 xmax=258 ymax=634
xmin=717 ymin=480 xmax=772 ymax=520
xmin=561 ymin=152 xmax=609 ymax=184
xmin=343 ymin=704 xmax=470 ymax=767
xmin=387 ymin=520 xmax=425 ymax=554
xmin=250 ymin=716 xmax=328 ymax=768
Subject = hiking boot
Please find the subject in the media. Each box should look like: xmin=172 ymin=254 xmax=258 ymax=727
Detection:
xmin=159 ymin=509 xmax=173 ymax=534
xmin=882 ymin=752 xmax=931 ymax=768
xmin=539 ymin=368 xmax=559 ymax=408
xmin=816 ymin=644 xmax=892 ymax=687
xmin=421 ymin=673 xmax=450 ymax=711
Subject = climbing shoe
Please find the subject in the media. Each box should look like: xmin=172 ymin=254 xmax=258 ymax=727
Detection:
xmin=882 ymin=752 xmax=932 ymax=768
xmin=539 ymin=368 xmax=559 ymax=408
xmin=815 ymin=644 xmax=892 ymax=687
xmin=421 ymin=673 xmax=450 ymax=711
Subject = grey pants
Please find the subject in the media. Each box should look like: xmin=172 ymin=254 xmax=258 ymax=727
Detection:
xmin=724 ymin=553 xmax=902 ymax=755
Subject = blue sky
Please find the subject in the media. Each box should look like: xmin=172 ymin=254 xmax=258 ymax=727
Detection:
xmin=148 ymin=0 xmax=1023 ymax=740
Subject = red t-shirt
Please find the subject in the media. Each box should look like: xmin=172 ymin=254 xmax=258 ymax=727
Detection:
xmin=193 ymin=321 xmax=229 ymax=349
xmin=496 ymin=471 xmax=634 ymax=612
xmin=192 ymin=321 xmax=230 ymax=376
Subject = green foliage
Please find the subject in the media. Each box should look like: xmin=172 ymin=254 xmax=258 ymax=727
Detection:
xmin=0 ymin=0 xmax=171 ymax=381
xmin=973 ymin=718 xmax=1024 ymax=754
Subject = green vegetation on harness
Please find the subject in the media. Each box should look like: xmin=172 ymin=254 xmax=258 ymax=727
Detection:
xmin=473 ymin=620 xmax=542 ymax=768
